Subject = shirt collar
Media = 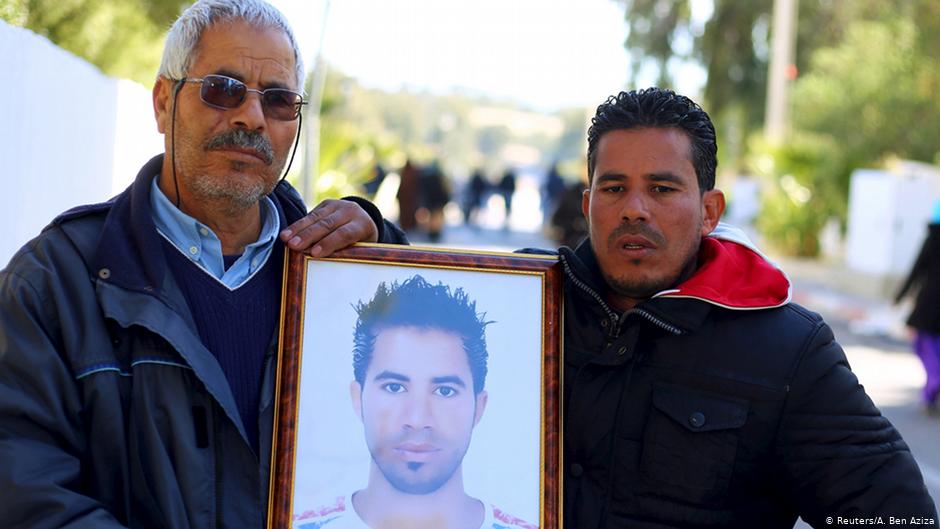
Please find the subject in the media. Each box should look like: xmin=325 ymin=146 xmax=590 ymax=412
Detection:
xmin=150 ymin=176 xmax=280 ymax=289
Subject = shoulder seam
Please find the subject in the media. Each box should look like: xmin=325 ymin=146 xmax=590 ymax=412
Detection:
xmin=52 ymin=200 xmax=114 ymax=226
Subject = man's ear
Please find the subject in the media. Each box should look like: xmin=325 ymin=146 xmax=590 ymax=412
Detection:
xmin=581 ymin=187 xmax=591 ymax=223
xmin=153 ymin=76 xmax=173 ymax=135
xmin=700 ymin=189 xmax=726 ymax=236
xmin=472 ymin=390 xmax=488 ymax=427
xmin=350 ymin=381 xmax=363 ymax=420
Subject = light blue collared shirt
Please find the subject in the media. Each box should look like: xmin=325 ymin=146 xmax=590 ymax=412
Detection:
xmin=150 ymin=177 xmax=280 ymax=290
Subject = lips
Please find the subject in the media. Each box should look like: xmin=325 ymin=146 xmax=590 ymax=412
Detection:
xmin=617 ymin=235 xmax=654 ymax=250
xmin=396 ymin=442 xmax=437 ymax=453
xmin=394 ymin=442 xmax=439 ymax=462
xmin=608 ymin=223 xmax=664 ymax=257
xmin=614 ymin=235 xmax=658 ymax=258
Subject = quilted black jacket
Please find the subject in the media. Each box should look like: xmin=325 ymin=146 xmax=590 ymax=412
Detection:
xmin=559 ymin=238 xmax=937 ymax=528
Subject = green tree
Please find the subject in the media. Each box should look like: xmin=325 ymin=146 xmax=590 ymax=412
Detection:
xmin=614 ymin=0 xmax=894 ymax=170
xmin=1 ymin=0 xmax=186 ymax=84
xmin=620 ymin=0 xmax=693 ymax=87
xmin=752 ymin=14 xmax=940 ymax=255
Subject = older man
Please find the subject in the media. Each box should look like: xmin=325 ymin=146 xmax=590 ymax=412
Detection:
xmin=0 ymin=1 xmax=404 ymax=528
xmin=555 ymin=87 xmax=937 ymax=528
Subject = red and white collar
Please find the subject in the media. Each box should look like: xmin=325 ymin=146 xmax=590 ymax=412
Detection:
xmin=654 ymin=224 xmax=793 ymax=310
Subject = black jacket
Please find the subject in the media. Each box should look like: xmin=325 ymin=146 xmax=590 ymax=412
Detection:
xmin=896 ymin=223 xmax=940 ymax=334
xmin=559 ymin=236 xmax=937 ymax=528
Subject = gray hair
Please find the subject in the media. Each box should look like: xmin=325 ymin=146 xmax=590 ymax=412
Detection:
xmin=158 ymin=0 xmax=305 ymax=89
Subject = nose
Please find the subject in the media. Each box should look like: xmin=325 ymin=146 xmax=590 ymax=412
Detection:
xmin=618 ymin=189 xmax=650 ymax=223
xmin=229 ymin=91 xmax=266 ymax=131
xmin=402 ymin=393 xmax=434 ymax=431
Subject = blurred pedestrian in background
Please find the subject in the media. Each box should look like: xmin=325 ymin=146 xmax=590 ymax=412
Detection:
xmin=463 ymin=168 xmax=488 ymax=227
xmin=542 ymin=161 xmax=565 ymax=226
xmin=498 ymin=168 xmax=516 ymax=229
xmin=895 ymin=199 xmax=940 ymax=416
xmin=420 ymin=160 xmax=450 ymax=242
xmin=362 ymin=162 xmax=386 ymax=197
xmin=549 ymin=181 xmax=588 ymax=249
xmin=397 ymin=158 xmax=420 ymax=231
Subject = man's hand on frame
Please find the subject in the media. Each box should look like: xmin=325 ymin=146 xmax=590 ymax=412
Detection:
xmin=280 ymin=199 xmax=379 ymax=257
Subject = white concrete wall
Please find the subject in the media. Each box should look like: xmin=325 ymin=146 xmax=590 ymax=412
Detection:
xmin=846 ymin=166 xmax=940 ymax=276
xmin=0 ymin=21 xmax=163 ymax=265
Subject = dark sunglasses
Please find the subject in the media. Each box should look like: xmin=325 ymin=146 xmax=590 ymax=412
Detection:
xmin=180 ymin=74 xmax=306 ymax=121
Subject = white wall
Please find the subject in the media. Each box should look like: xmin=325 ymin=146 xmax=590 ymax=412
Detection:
xmin=0 ymin=22 xmax=163 ymax=265
xmin=846 ymin=165 xmax=940 ymax=276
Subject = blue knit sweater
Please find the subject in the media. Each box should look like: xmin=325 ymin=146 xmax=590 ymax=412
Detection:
xmin=163 ymin=239 xmax=284 ymax=454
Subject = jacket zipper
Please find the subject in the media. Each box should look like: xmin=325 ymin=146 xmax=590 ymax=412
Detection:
xmin=562 ymin=251 xmax=686 ymax=527
xmin=560 ymin=255 xmax=621 ymax=336
xmin=626 ymin=308 xmax=683 ymax=335
xmin=560 ymin=254 xmax=683 ymax=337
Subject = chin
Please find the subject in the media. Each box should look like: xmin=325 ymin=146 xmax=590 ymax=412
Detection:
xmin=607 ymin=271 xmax=678 ymax=299
xmin=195 ymin=179 xmax=268 ymax=209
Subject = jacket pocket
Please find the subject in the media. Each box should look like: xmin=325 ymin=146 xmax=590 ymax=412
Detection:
xmin=639 ymin=385 xmax=749 ymax=505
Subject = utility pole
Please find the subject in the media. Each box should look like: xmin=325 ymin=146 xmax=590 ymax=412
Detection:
xmin=301 ymin=0 xmax=332 ymax=206
xmin=764 ymin=0 xmax=799 ymax=144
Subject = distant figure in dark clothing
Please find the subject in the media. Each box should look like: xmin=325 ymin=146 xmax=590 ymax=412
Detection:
xmin=462 ymin=169 xmax=488 ymax=227
xmin=498 ymin=169 xmax=516 ymax=229
xmin=542 ymin=162 xmax=565 ymax=226
xmin=420 ymin=161 xmax=450 ymax=242
xmin=549 ymin=181 xmax=588 ymax=248
xmin=362 ymin=163 xmax=386 ymax=197
xmin=895 ymin=202 xmax=940 ymax=416
xmin=397 ymin=159 xmax=420 ymax=231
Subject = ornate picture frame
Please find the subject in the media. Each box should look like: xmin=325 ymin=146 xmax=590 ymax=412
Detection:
xmin=267 ymin=243 xmax=562 ymax=529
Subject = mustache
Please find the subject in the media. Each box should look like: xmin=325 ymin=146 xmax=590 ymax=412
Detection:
xmin=607 ymin=222 xmax=665 ymax=247
xmin=203 ymin=129 xmax=274 ymax=165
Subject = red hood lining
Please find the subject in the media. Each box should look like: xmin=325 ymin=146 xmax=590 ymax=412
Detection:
xmin=660 ymin=238 xmax=791 ymax=309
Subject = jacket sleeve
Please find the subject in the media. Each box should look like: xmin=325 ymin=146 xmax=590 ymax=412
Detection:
xmin=0 ymin=265 xmax=128 ymax=529
xmin=341 ymin=195 xmax=409 ymax=245
xmin=775 ymin=319 xmax=938 ymax=527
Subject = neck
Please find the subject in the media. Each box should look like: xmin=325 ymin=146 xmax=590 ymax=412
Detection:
xmin=604 ymin=257 xmax=700 ymax=312
xmin=607 ymin=293 xmax=641 ymax=312
xmin=158 ymin=169 xmax=262 ymax=255
xmin=353 ymin=466 xmax=483 ymax=529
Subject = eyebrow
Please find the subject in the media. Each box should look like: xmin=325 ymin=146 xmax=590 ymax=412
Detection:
xmin=371 ymin=371 xmax=467 ymax=389
xmin=648 ymin=172 xmax=686 ymax=185
xmin=595 ymin=171 xmax=686 ymax=185
xmin=213 ymin=69 xmax=244 ymax=82
xmin=594 ymin=172 xmax=626 ymax=184
xmin=212 ymin=69 xmax=291 ymax=90
xmin=373 ymin=370 xmax=409 ymax=383
xmin=431 ymin=375 xmax=467 ymax=389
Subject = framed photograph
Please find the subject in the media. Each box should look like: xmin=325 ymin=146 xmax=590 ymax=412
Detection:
xmin=267 ymin=243 xmax=562 ymax=529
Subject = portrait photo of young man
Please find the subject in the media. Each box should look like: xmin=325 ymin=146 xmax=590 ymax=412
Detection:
xmin=289 ymin=267 xmax=545 ymax=529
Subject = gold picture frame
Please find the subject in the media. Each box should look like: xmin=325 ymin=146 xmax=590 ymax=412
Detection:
xmin=267 ymin=243 xmax=563 ymax=529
